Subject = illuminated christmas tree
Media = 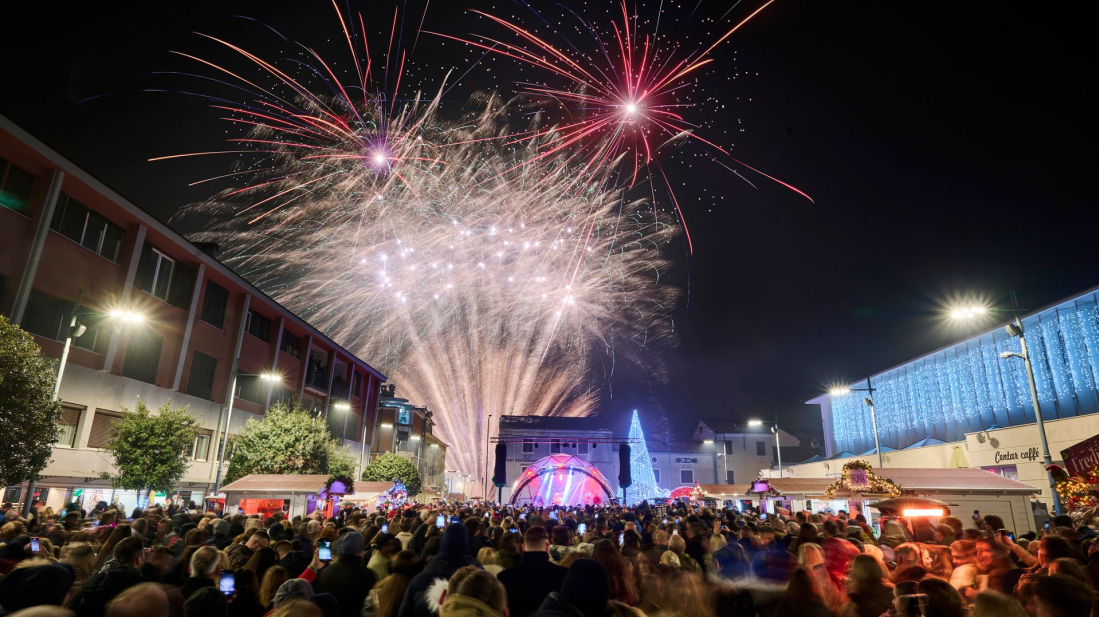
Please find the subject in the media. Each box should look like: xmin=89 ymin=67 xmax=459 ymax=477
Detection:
xmin=621 ymin=410 xmax=669 ymax=504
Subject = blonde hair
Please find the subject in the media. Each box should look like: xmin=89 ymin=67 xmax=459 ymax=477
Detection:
xmin=847 ymin=554 xmax=887 ymax=595
xmin=668 ymin=534 xmax=686 ymax=554
xmin=797 ymin=543 xmax=825 ymax=568
xmin=477 ymin=547 xmax=499 ymax=566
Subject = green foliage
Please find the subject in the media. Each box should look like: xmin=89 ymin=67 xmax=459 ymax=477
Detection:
xmin=362 ymin=452 xmax=422 ymax=496
xmin=0 ymin=316 xmax=63 ymax=486
xmin=225 ymin=400 xmax=348 ymax=483
xmin=100 ymin=399 xmax=201 ymax=495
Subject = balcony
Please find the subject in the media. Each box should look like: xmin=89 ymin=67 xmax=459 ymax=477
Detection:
xmin=331 ymin=379 xmax=350 ymax=401
xmin=304 ymin=364 xmax=328 ymax=391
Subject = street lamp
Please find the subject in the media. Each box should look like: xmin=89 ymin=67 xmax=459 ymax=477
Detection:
xmin=949 ymin=292 xmax=1063 ymax=515
xmin=213 ymin=370 xmax=282 ymax=494
xmin=747 ymin=418 xmax=786 ymax=478
xmin=829 ymin=380 xmax=884 ymax=468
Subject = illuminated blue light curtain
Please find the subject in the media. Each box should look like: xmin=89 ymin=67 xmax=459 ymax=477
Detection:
xmin=830 ymin=293 xmax=1099 ymax=451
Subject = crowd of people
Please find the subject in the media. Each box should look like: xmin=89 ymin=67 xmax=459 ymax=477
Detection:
xmin=0 ymin=497 xmax=1097 ymax=617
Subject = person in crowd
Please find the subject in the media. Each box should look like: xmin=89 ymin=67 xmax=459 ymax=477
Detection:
xmin=399 ymin=523 xmax=479 ymax=617
xmin=498 ymin=527 xmax=568 ymax=617
xmin=532 ymin=559 xmax=609 ymax=617
xmin=225 ymin=531 xmax=270 ymax=571
xmin=917 ymin=577 xmax=965 ymax=617
xmin=0 ymin=562 xmax=75 ymax=613
xmin=395 ymin=520 xmax=414 ymax=551
xmin=259 ymin=566 xmax=290 ymax=611
xmin=105 ymin=582 xmax=169 ymax=617
xmin=966 ymin=537 xmax=1023 ymax=600
xmin=366 ymin=550 xmax=418 ymax=617
xmin=242 ymin=548 xmax=278 ymax=587
xmin=839 ymin=554 xmax=894 ymax=617
xmin=68 ymin=537 xmax=147 ymax=617
xmin=970 ymin=590 xmax=1028 ymax=617
xmin=177 ymin=546 xmax=222 ymax=600
xmin=313 ymin=531 xmax=376 ymax=617
xmin=1032 ymin=574 xmax=1096 ymax=617
xmin=439 ymin=570 xmax=508 ymax=617
xmin=227 ymin=569 xmax=266 ymax=617
xmin=549 ymin=527 xmax=574 ymax=565
xmin=367 ymin=533 xmax=402 ymax=582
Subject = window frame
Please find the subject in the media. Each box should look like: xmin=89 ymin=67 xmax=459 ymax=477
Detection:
xmin=186 ymin=350 xmax=218 ymax=401
xmin=193 ymin=429 xmax=214 ymax=461
xmin=679 ymin=469 xmax=694 ymax=485
xmin=522 ymin=441 xmax=534 ymax=454
xmin=55 ymin=404 xmax=83 ymax=448
xmin=756 ymin=441 xmax=767 ymax=456
xmin=199 ymin=280 xmax=229 ymax=329
xmin=653 ymin=469 xmax=661 ymax=484
xmin=145 ymin=247 xmax=175 ymax=301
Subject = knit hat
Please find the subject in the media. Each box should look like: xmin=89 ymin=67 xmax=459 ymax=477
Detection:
xmin=337 ymin=530 xmax=365 ymax=555
xmin=214 ymin=520 xmax=229 ymax=536
xmin=273 ymin=578 xmax=315 ymax=606
xmin=310 ymin=592 xmax=341 ymax=617
xmin=557 ymin=559 xmax=610 ymax=617
xmin=184 ymin=586 xmax=229 ymax=617
xmin=575 ymin=542 xmax=594 ymax=557
xmin=660 ymin=551 xmax=681 ymax=567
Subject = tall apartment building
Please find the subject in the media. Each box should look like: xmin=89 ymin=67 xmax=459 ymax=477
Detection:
xmin=370 ymin=386 xmax=448 ymax=499
xmin=0 ymin=114 xmax=386 ymax=513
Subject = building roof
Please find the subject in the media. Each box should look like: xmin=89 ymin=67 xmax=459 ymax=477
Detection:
xmin=221 ymin=474 xmax=334 ymax=493
xmin=498 ymin=415 xmax=614 ymax=434
xmin=699 ymin=419 xmax=748 ymax=433
xmin=904 ymin=437 xmax=947 ymax=449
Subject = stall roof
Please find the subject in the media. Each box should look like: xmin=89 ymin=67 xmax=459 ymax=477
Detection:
xmin=221 ymin=474 xmax=334 ymax=493
xmin=697 ymin=468 xmax=1038 ymax=498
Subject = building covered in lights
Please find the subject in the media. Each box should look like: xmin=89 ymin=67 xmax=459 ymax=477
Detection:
xmin=789 ymin=284 xmax=1099 ymax=511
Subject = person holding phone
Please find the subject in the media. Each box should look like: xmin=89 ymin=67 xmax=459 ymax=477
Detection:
xmin=179 ymin=546 xmax=224 ymax=600
xmin=313 ymin=531 xmax=377 ymax=617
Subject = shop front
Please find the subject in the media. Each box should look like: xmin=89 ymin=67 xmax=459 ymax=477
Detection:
xmin=221 ymin=474 xmax=350 ymax=519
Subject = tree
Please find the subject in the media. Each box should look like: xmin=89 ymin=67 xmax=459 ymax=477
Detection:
xmin=225 ymin=400 xmax=347 ymax=483
xmin=362 ymin=452 xmax=422 ymax=496
xmin=0 ymin=315 xmax=63 ymax=487
xmin=100 ymin=399 xmax=201 ymax=499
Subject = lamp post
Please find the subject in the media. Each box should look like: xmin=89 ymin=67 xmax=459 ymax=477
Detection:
xmin=949 ymin=292 xmax=1063 ymax=515
xmin=829 ymin=381 xmax=884 ymax=468
xmin=213 ymin=371 xmax=282 ymax=494
xmin=24 ymin=294 xmax=145 ymax=517
xmin=748 ymin=417 xmax=786 ymax=478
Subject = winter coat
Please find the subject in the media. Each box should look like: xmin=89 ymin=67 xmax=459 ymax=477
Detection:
xmin=497 ymin=552 xmax=568 ymax=617
xmin=398 ymin=525 xmax=480 ymax=617
xmin=68 ymin=560 xmax=147 ymax=617
xmin=314 ymin=554 xmax=378 ymax=617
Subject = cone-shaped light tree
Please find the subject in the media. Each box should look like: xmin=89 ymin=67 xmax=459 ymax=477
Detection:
xmin=621 ymin=410 xmax=669 ymax=504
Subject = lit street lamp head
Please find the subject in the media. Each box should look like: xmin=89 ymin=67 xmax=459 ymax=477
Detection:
xmin=829 ymin=386 xmax=851 ymax=396
xmin=949 ymin=305 xmax=988 ymax=320
xmin=108 ymin=309 xmax=145 ymax=324
xmin=333 ymin=401 xmax=351 ymax=411
xmin=259 ymin=372 xmax=283 ymax=383
xmin=747 ymin=419 xmax=763 ymax=427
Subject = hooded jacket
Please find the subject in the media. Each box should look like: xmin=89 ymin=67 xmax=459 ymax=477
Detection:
xmin=398 ymin=524 xmax=480 ymax=617
xmin=68 ymin=560 xmax=147 ymax=617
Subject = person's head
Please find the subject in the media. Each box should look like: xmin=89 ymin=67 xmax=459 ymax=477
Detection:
xmin=1032 ymin=574 xmax=1096 ymax=617
xmin=190 ymin=546 xmax=222 ymax=581
xmin=981 ymin=515 xmax=1005 ymax=532
xmin=335 ymin=530 xmax=365 ymax=557
xmin=557 ymin=559 xmax=610 ymax=617
xmin=106 ymin=583 xmax=169 ymax=617
xmin=450 ymin=569 xmax=507 ymax=616
xmin=971 ymin=591 xmax=1028 ymax=617
xmin=1038 ymin=535 xmax=1075 ymax=567
xmin=260 ymin=566 xmax=290 ymax=608
xmin=246 ymin=530 xmax=270 ymax=551
xmin=60 ymin=543 xmax=96 ymax=581
xmin=272 ymin=540 xmax=293 ymax=561
xmin=524 ymin=526 xmax=549 ymax=552
xmin=184 ymin=586 xmax=229 ymax=617
xmin=918 ymin=577 xmax=964 ymax=617
xmin=659 ymin=568 xmax=710 ymax=617
xmin=552 ymin=525 xmax=572 ymax=546
xmin=651 ymin=529 xmax=668 ymax=546
xmin=273 ymin=578 xmax=314 ymax=607
xmin=477 ymin=547 xmax=498 ymax=566
xmin=112 ymin=537 xmax=145 ymax=569
xmin=847 ymin=554 xmax=885 ymax=594
xmin=668 ymin=534 xmax=686 ymax=555
xmin=975 ymin=537 xmax=1011 ymax=573
xmin=1047 ymin=557 xmax=1086 ymax=583
xmin=796 ymin=543 xmax=824 ymax=568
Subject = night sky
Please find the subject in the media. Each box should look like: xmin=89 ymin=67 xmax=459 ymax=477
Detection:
xmin=3 ymin=1 xmax=1094 ymax=437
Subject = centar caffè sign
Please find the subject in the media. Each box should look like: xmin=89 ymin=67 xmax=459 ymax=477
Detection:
xmin=994 ymin=447 xmax=1041 ymax=465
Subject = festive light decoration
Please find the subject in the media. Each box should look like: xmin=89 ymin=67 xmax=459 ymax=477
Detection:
xmin=1049 ymin=464 xmax=1099 ymax=510
xmin=668 ymin=486 xmax=695 ymax=500
xmin=824 ymin=460 xmax=902 ymax=498
xmin=830 ymin=299 xmax=1099 ymax=454
xmin=620 ymin=410 xmax=669 ymax=504
xmin=377 ymin=478 xmax=410 ymax=508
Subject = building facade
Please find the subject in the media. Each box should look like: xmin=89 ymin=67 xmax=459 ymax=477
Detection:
xmin=496 ymin=415 xmax=622 ymax=503
xmin=691 ymin=420 xmax=804 ymax=485
xmin=370 ymin=386 xmax=448 ymax=500
xmin=803 ymin=284 xmax=1099 ymax=510
xmin=0 ymin=114 xmax=386 ymax=513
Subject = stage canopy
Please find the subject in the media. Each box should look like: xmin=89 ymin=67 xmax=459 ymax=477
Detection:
xmin=509 ymin=454 xmax=614 ymax=506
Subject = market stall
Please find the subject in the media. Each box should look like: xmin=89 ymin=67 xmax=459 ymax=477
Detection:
xmin=220 ymin=474 xmax=351 ymax=519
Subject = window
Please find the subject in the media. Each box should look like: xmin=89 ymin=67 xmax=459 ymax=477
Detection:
xmin=578 ymin=442 xmax=589 ymax=455
xmin=551 ymin=440 xmax=561 ymax=454
xmin=235 ymin=374 xmax=264 ymax=404
xmin=724 ymin=441 xmax=733 ymax=455
xmin=121 ymin=331 xmax=163 ymax=385
xmin=193 ymin=429 xmax=213 ymax=460
xmin=49 ymin=193 xmax=124 ymax=262
xmin=200 ymin=281 xmax=229 ymax=328
xmin=726 ymin=470 xmax=735 ymax=483
xmin=56 ymin=405 xmax=82 ymax=447
xmin=186 ymin=351 xmax=218 ymax=400
xmin=680 ymin=469 xmax=694 ymax=484
xmin=521 ymin=465 xmax=529 ymax=475
xmin=651 ymin=456 xmax=657 ymax=463
xmin=0 ymin=157 xmax=35 ymax=212
xmin=653 ymin=469 xmax=660 ymax=483
xmin=280 ymin=331 xmax=300 ymax=358
xmin=22 ymin=290 xmax=105 ymax=352
xmin=522 ymin=441 xmax=534 ymax=454
xmin=397 ymin=409 xmax=411 ymax=425
xmin=756 ymin=441 xmax=766 ymax=456
xmin=245 ymin=309 xmax=270 ymax=342
xmin=135 ymin=245 xmax=175 ymax=301
xmin=88 ymin=410 xmax=123 ymax=449
xmin=351 ymin=371 xmax=362 ymax=397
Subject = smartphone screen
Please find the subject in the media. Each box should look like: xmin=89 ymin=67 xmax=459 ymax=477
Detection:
xmin=318 ymin=540 xmax=332 ymax=562
xmin=509 ymin=527 xmax=519 ymax=533
xmin=663 ymin=518 xmax=668 ymax=524
xmin=436 ymin=515 xmax=445 ymax=528
xmin=577 ymin=523 xmax=587 ymax=535
xmin=618 ymin=533 xmax=624 ymax=545
xmin=484 ymin=512 xmax=490 ymax=519
xmin=30 ymin=538 xmax=40 ymax=552
xmin=380 ymin=524 xmax=389 ymax=534
xmin=219 ymin=571 xmax=236 ymax=596
xmin=520 ymin=513 xmax=527 ymax=520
